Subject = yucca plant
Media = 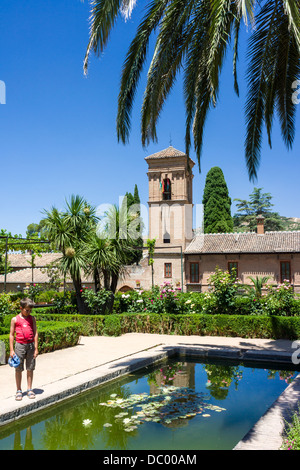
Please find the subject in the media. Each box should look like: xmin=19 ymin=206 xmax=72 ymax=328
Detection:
xmin=245 ymin=275 xmax=271 ymax=297
xmin=42 ymin=195 xmax=98 ymax=314
xmin=84 ymin=0 xmax=300 ymax=180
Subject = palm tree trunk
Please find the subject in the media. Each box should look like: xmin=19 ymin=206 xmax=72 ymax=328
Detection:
xmin=73 ymin=277 xmax=88 ymax=314
xmin=110 ymin=272 xmax=119 ymax=294
xmin=103 ymin=269 xmax=110 ymax=290
xmin=94 ymin=268 xmax=100 ymax=293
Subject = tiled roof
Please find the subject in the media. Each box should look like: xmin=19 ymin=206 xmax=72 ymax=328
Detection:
xmin=7 ymin=252 xmax=61 ymax=268
xmin=0 ymin=268 xmax=56 ymax=284
xmin=0 ymin=252 xmax=93 ymax=283
xmin=145 ymin=146 xmax=188 ymax=160
xmin=0 ymin=267 xmax=93 ymax=284
xmin=185 ymin=231 xmax=300 ymax=254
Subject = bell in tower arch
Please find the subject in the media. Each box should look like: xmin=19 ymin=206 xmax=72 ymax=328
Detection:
xmin=162 ymin=176 xmax=171 ymax=200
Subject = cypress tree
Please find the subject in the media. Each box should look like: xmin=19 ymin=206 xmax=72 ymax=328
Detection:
xmin=202 ymin=167 xmax=233 ymax=233
xmin=124 ymin=185 xmax=143 ymax=264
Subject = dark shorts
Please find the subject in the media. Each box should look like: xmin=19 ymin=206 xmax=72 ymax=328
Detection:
xmin=15 ymin=342 xmax=36 ymax=371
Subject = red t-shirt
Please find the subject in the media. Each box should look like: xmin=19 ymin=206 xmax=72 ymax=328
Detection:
xmin=15 ymin=314 xmax=35 ymax=344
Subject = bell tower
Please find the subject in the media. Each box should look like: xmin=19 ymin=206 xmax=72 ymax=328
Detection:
xmin=145 ymin=146 xmax=194 ymax=248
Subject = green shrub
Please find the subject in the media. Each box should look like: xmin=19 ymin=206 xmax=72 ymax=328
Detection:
xmin=0 ymin=293 xmax=17 ymax=321
xmin=34 ymin=311 xmax=300 ymax=340
xmin=34 ymin=313 xmax=105 ymax=336
xmin=37 ymin=321 xmax=81 ymax=353
xmin=207 ymin=267 xmax=240 ymax=314
xmin=102 ymin=315 xmax=122 ymax=336
xmin=282 ymin=404 xmax=300 ymax=450
xmin=0 ymin=321 xmax=81 ymax=360
xmin=35 ymin=290 xmax=60 ymax=303
xmin=81 ymin=288 xmax=114 ymax=315
xmin=32 ymin=305 xmax=78 ymax=315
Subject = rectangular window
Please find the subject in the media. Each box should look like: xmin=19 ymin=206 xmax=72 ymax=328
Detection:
xmin=164 ymin=263 xmax=172 ymax=278
xmin=190 ymin=263 xmax=199 ymax=283
xmin=280 ymin=261 xmax=291 ymax=283
xmin=228 ymin=262 xmax=238 ymax=278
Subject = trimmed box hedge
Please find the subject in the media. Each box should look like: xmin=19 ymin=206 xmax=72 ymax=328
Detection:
xmin=33 ymin=312 xmax=300 ymax=340
xmin=1 ymin=313 xmax=299 ymax=364
xmin=0 ymin=321 xmax=82 ymax=361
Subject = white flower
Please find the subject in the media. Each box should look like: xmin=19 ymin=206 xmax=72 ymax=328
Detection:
xmin=185 ymin=299 xmax=191 ymax=304
xmin=82 ymin=419 xmax=92 ymax=427
xmin=136 ymin=299 xmax=143 ymax=303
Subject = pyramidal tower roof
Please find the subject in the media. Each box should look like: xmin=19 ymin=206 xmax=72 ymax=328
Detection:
xmin=145 ymin=145 xmax=193 ymax=162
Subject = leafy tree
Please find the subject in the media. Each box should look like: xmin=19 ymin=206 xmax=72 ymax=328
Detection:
xmin=146 ymin=238 xmax=156 ymax=288
xmin=132 ymin=184 xmax=143 ymax=264
xmin=202 ymin=167 xmax=233 ymax=233
xmin=26 ymin=220 xmax=47 ymax=238
xmin=120 ymin=185 xmax=144 ymax=264
xmin=84 ymin=0 xmax=300 ymax=181
xmin=234 ymin=187 xmax=284 ymax=231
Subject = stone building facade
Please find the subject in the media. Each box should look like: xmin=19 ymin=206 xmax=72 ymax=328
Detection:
xmin=117 ymin=146 xmax=300 ymax=293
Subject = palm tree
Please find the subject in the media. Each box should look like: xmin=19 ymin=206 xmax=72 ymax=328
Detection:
xmin=42 ymin=195 xmax=98 ymax=314
xmin=100 ymin=203 xmax=139 ymax=293
xmin=83 ymin=232 xmax=118 ymax=292
xmin=84 ymin=0 xmax=300 ymax=181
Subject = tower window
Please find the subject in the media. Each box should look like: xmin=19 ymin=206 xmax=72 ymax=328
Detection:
xmin=162 ymin=178 xmax=171 ymax=200
xmin=163 ymin=231 xmax=170 ymax=243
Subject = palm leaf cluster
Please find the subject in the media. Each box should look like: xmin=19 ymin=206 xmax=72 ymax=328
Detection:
xmin=84 ymin=0 xmax=300 ymax=180
xmin=42 ymin=195 xmax=141 ymax=313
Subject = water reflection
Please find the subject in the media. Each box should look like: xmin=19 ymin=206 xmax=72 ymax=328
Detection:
xmin=0 ymin=360 xmax=297 ymax=451
xmin=13 ymin=428 xmax=34 ymax=450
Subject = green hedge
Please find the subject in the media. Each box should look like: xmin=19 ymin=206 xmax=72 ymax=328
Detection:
xmin=33 ymin=312 xmax=300 ymax=340
xmin=0 ymin=321 xmax=81 ymax=361
xmin=32 ymin=305 xmax=78 ymax=315
xmin=1 ymin=314 xmax=299 ymax=363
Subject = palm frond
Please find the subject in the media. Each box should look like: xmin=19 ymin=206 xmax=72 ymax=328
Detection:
xmin=245 ymin=0 xmax=279 ymax=181
xmin=84 ymin=0 xmax=123 ymax=74
xmin=141 ymin=0 xmax=197 ymax=145
xmin=207 ymin=0 xmax=236 ymax=103
xmin=117 ymin=0 xmax=169 ymax=143
xmin=281 ymin=0 xmax=300 ymax=53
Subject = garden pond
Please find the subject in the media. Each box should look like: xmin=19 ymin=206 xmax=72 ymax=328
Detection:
xmin=0 ymin=356 xmax=298 ymax=450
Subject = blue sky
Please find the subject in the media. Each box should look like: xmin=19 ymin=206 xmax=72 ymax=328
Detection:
xmin=0 ymin=0 xmax=299 ymax=237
